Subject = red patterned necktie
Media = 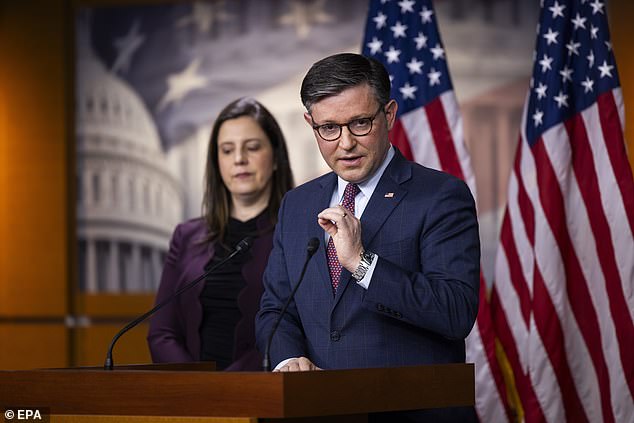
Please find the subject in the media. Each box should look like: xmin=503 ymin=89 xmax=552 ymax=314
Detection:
xmin=327 ymin=183 xmax=360 ymax=294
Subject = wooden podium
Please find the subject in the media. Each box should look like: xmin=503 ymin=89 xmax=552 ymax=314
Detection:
xmin=0 ymin=363 xmax=474 ymax=422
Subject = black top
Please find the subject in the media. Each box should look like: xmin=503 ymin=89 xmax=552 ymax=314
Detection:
xmin=198 ymin=213 xmax=261 ymax=370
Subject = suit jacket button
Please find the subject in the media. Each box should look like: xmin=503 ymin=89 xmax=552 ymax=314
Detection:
xmin=395 ymin=312 xmax=402 ymax=318
xmin=330 ymin=331 xmax=341 ymax=341
xmin=377 ymin=304 xmax=385 ymax=311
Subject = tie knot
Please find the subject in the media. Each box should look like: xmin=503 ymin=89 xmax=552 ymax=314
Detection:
xmin=341 ymin=183 xmax=359 ymax=214
xmin=344 ymin=183 xmax=360 ymax=200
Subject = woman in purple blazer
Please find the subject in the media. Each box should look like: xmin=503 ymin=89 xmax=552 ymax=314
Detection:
xmin=148 ymin=98 xmax=294 ymax=370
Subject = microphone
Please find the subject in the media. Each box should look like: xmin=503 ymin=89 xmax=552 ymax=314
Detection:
xmin=104 ymin=237 xmax=253 ymax=370
xmin=262 ymin=237 xmax=320 ymax=372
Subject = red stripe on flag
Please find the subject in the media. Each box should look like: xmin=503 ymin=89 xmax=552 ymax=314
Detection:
xmin=567 ymin=112 xmax=634 ymax=400
xmin=506 ymin=141 xmax=586 ymax=421
xmin=597 ymin=92 xmax=634 ymax=237
xmin=533 ymin=139 xmax=610 ymax=423
xmin=389 ymin=118 xmax=414 ymax=161
xmin=502 ymin=133 xmax=609 ymax=423
xmin=476 ymin=274 xmax=513 ymax=421
xmin=499 ymin=212 xmax=532 ymax=327
xmin=490 ymin=287 xmax=546 ymax=423
xmin=513 ymin=141 xmax=536 ymax=246
xmin=530 ymin=266 xmax=589 ymax=423
xmin=424 ymin=97 xmax=464 ymax=180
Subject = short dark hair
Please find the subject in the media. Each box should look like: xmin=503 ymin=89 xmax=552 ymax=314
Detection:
xmin=202 ymin=97 xmax=294 ymax=243
xmin=300 ymin=53 xmax=391 ymax=111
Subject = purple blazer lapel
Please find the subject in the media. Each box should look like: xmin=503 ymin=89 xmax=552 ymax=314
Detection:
xmin=180 ymin=235 xmax=214 ymax=361
xmin=188 ymin=214 xmax=272 ymax=365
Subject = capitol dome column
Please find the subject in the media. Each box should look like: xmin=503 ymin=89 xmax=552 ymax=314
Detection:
xmin=130 ymin=243 xmax=141 ymax=292
xmin=85 ymin=237 xmax=97 ymax=293
xmin=107 ymin=240 xmax=119 ymax=292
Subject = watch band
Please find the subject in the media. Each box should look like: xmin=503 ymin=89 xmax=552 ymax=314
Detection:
xmin=352 ymin=250 xmax=375 ymax=281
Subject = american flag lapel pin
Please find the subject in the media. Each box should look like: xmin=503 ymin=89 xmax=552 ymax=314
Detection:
xmin=384 ymin=192 xmax=394 ymax=198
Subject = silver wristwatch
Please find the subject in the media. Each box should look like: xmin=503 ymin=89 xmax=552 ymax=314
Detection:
xmin=351 ymin=250 xmax=375 ymax=281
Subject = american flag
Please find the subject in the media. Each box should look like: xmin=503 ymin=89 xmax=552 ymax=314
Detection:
xmin=362 ymin=1 xmax=509 ymax=421
xmin=491 ymin=0 xmax=634 ymax=422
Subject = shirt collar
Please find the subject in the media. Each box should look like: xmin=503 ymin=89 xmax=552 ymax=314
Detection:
xmin=336 ymin=145 xmax=395 ymax=201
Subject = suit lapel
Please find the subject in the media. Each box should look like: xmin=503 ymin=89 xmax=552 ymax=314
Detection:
xmin=359 ymin=159 xmax=410 ymax=248
xmin=310 ymin=173 xmax=338 ymax=299
xmin=332 ymin=150 xmax=412 ymax=308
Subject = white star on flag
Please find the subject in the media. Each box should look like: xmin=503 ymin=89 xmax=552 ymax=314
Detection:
xmin=543 ymin=28 xmax=559 ymax=45
xmin=566 ymin=40 xmax=581 ymax=55
xmin=397 ymin=0 xmax=415 ymax=13
xmin=581 ymin=77 xmax=594 ymax=93
xmin=419 ymin=6 xmax=433 ymax=23
xmin=399 ymin=82 xmax=418 ymax=99
xmin=560 ymin=66 xmax=573 ymax=83
xmin=590 ymin=0 xmax=604 ymax=14
xmin=414 ymin=32 xmax=427 ymax=49
xmin=587 ymin=50 xmax=595 ymax=67
xmin=157 ymin=57 xmax=208 ymax=112
xmin=391 ymin=21 xmax=408 ymax=38
xmin=554 ymin=90 xmax=569 ymax=108
xmin=549 ymin=1 xmax=566 ymax=18
xmin=367 ymin=37 xmax=383 ymax=54
xmin=539 ymin=54 xmax=553 ymax=72
xmin=532 ymin=108 xmax=544 ymax=126
xmin=598 ymin=60 xmax=614 ymax=78
xmin=427 ymin=67 xmax=441 ymax=85
xmin=590 ymin=24 xmax=599 ymax=39
xmin=112 ymin=20 xmax=146 ymax=74
xmin=536 ymin=82 xmax=548 ymax=99
xmin=278 ymin=0 xmax=335 ymax=40
xmin=385 ymin=46 xmax=401 ymax=63
xmin=430 ymin=43 xmax=445 ymax=60
xmin=176 ymin=1 xmax=233 ymax=34
xmin=406 ymin=57 xmax=424 ymax=74
xmin=572 ymin=13 xmax=587 ymax=29
xmin=373 ymin=11 xmax=387 ymax=29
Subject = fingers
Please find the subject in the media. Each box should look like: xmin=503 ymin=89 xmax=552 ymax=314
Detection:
xmin=318 ymin=217 xmax=337 ymax=235
xmin=317 ymin=205 xmax=349 ymax=224
xmin=298 ymin=356 xmax=317 ymax=371
xmin=318 ymin=205 xmax=351 ymax=236
xmin=318 ymin=206 xmax=363 ymax=271
xmin=274 ymin=357 xmax=319 ymax=372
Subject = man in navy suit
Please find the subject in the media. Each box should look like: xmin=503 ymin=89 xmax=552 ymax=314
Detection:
xmin=256 ymin=53 xmax=480 ymax=422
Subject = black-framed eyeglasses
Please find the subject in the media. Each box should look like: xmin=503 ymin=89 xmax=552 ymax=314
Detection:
xmin=311 ymin=105 xmax=385 ymax=142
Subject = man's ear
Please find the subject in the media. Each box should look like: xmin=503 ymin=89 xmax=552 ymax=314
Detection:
xmin=384 ymin=99 xmax=398 ymax=131
xmin=303 ymin=112 xmax=313 ymax=126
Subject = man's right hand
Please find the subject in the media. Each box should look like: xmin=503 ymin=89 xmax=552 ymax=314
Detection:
xmin=274 ymin=356 xmax=322 ymax=372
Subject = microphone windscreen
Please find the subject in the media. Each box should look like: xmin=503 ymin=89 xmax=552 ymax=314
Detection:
xmin=307 ymin=237 xmax=320 ymax=256
xmin=236 ymin=237 xmax=253 ymax=252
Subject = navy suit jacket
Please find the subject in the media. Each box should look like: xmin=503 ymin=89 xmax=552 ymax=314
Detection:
xmin=256 ymin=149 xmax=480 ymax=371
